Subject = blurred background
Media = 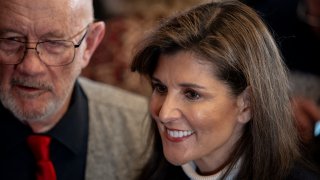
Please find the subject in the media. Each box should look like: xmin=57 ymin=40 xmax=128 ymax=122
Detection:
xmin=82 ymin=0 xmax=208 ymax=95
xmin=82 ymin=0 xmax=210 ymax=95
xmin=82 ymin=0 xmax=319 ymax=97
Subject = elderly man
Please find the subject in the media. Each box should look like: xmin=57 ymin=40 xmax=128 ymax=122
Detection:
xmin=0 ymin=0 xmax=148 ymax=179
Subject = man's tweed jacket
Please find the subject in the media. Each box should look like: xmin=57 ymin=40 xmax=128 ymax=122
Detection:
xmin=79 ymin=77 xmax=149 ymax=180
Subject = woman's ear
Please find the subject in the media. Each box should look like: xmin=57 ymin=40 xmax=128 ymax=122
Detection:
xmin=81 ymin=21 xmax=105 ymax=68
xmin=236 ymin=86 xmax=252 ymax=124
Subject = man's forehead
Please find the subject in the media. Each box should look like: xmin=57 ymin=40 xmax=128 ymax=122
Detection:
xmin=0 ymin=0 xmax=92 ymax=36
xmin=0 ymin=0 xmax=84 ymax=26
xmin=0 ymin=0 xmax=83 ymax=14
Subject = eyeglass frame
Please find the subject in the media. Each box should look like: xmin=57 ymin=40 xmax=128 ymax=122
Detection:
xmin=0 ymin=23 xmax=91 ymax=67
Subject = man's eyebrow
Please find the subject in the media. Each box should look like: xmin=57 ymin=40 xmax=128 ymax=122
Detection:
xmin=0 ymin=28 xmax=67 ymax=40
xmin=40 ymin=31 xmax=67 ymax=39
xmin=0 ymin=28 xmax=24 ymax=36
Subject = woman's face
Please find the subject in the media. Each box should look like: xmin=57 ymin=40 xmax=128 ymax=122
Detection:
xmin=150 ymin=51 xmax=250 ymax=172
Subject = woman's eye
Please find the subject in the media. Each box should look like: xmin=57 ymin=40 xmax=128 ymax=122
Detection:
xmin=152 ymin=83 xmax=167 ymax=94
xmin=184 ymin=89 xmax=201 ymax=100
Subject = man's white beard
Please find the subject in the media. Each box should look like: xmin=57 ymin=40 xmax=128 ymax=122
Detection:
xmin=0 ymin=77 xmax=73 ymax=123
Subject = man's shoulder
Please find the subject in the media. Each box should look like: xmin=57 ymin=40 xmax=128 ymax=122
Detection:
xmin=78 ymin=77 xmax=148 ymax=111
xmin=80 ymin=77 xmax=151 ymax=179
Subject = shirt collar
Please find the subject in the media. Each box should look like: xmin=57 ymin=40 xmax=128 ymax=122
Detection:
xmin=181 ymin=158 xmax=242 ymax=180
xmin=47 ymin=80 xmax=89 ymax=155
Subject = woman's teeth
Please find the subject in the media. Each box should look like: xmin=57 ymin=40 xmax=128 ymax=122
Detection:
xmin=167 ymin=129 xmax=194 ymax=138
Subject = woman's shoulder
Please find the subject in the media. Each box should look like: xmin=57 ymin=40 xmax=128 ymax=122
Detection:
xmin=287 ymin=163 xmax=320 ymax=180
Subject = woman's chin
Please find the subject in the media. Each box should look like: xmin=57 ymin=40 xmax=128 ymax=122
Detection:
xmin=164 ymin=153 xmax=189 ymax=166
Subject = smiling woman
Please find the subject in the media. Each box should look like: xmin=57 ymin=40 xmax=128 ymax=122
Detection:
xmin=131 ymin=0 xmax=319 ymax=179
xmin=149 ymin=51 xmax=249 ymax=173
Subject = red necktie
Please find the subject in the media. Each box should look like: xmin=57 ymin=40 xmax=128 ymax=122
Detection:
xmin=27 ymin=135 xmax=57 ymax=180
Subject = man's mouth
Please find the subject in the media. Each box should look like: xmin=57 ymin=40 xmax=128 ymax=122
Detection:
xmin=16 ymin=85 xmax=41 ymax=91
xmin=11 ymin=78 xmax=53 ymax=92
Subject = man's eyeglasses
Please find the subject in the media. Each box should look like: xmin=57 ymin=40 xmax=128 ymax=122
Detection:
xmin=0 ymin=24 xmax=90 ymax=66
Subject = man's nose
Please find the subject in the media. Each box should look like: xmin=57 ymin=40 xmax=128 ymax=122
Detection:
xmin=16 ymin=44 xmax=46 ymax=75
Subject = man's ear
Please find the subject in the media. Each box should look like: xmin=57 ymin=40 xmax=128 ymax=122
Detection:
xmin=236 ymin=86 xmax=252 ymax=124
xmin=81 ymin=21 xmax=105 ymax=68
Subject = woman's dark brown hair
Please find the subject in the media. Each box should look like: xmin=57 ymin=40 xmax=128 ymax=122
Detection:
xmin=131 ymin=1 xmax=300 ymax=179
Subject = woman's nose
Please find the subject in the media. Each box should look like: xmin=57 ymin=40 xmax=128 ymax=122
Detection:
xmin=158 ymin=96 xmax=182 ymax=124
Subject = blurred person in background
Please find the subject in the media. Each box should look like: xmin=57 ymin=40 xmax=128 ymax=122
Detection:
xmin=242 ymin=0 xmax=320 ymax=168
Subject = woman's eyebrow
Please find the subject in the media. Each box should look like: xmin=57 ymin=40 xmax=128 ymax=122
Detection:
xmin=179 ymin=83 xmax=206 ymax=89
xmin=151 ymin=77 xmax=205 ymax=89
xmin=151 ymin=77 xmax=161 ymax=83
